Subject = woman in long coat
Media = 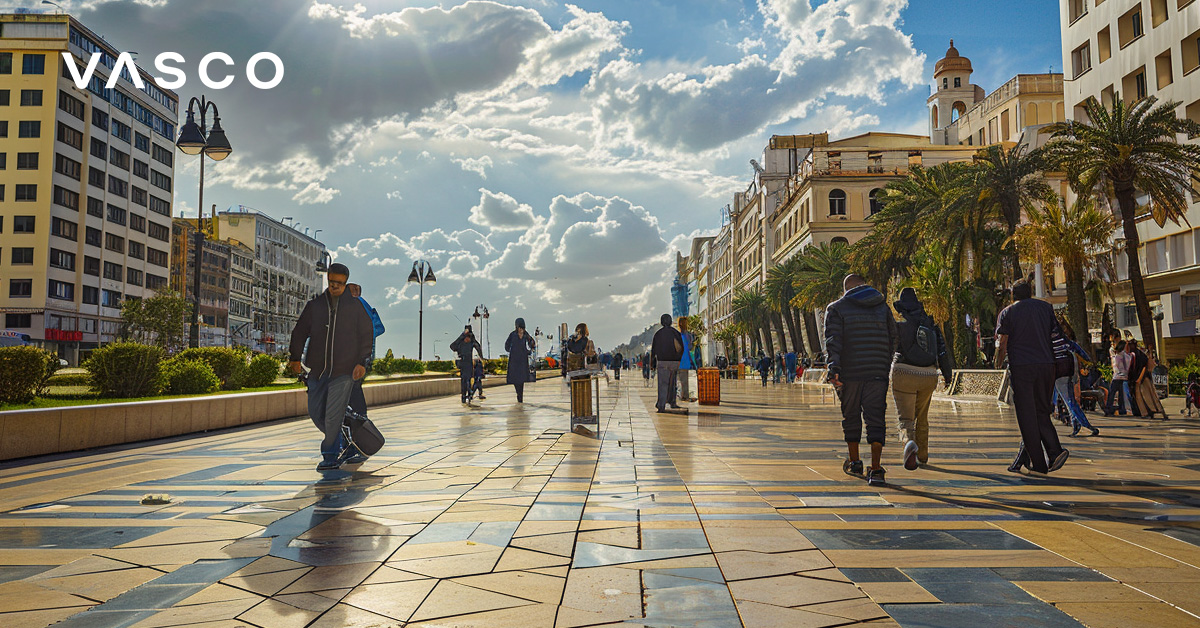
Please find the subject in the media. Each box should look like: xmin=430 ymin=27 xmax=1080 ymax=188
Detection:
xmin=505 ymin=318 xmax=535 ymax=403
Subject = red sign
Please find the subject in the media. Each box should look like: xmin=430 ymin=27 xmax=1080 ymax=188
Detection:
xmin=44 ymin=329 xmax=83 ymax=342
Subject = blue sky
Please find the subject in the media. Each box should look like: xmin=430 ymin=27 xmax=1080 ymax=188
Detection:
xmin=34 ymin=0 xmax=1066 ymax=356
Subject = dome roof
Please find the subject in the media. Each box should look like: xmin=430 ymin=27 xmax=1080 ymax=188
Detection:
xmin=934 ymin=39 xmax=972 ymax=77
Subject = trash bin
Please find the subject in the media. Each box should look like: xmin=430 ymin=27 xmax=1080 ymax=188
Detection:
xmin=737 ymin=363 xmax=745 ymax=380
xmin=698 ymin=367 xmax=720 ymax=405
xmin=568 ymin=370 xmax=600 ymax=433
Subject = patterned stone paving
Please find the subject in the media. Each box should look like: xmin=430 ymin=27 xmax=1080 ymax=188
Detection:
xmin=0 ymin=377 xmax=1198 ymax=627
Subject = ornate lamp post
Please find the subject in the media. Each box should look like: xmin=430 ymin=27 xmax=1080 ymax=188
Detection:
xmin=175 ymin=96 xmax=232 ymax=348
xmin=407 ymin=260 xmax=437 ymax=360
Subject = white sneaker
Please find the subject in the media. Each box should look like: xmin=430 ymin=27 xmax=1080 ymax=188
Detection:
xmin=903 ymin=440 xmax=919 ymax=471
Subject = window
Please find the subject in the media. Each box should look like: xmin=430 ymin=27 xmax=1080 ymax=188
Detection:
xmin=11 ymin=247 xmax=34 ymax=265
xmin=1152 ymin=0 xmax=1169 ymax=27
xmin=132 ymin=159 xmax=149 ymax=179
xmin=1157 ymin=49 xmax=1174 ymax=88
xmin=149 ymin=196 xmax=170 ymax=217
xmin=20 ymin=89 xmax=42 ymax=106
xmin=148 ymin=222 xmax=170 ymax=242
xmin=0 ymin=121 xmax=7 ymax=137
xmin=51 ymin=217 xmax=78 ymax=241
xmin=9 ymin=279 xmax=32 ymax=298
xmin=15 ymin=184 xmax=36 ymax=201
xmin=1134 ymin=10 xmax=1144 ymax=37
xmin=953 ymin=77 xmax=961 ymax=88
xmin=57 ymin=91 xmax=84 ymax=120
xmin=84 ymin=256 xmax=100 ymax=276
xmin=82 ymin=285 xmax=99 ymax=304
xmin=109 ymin=147 xmax=129 ymax=170
xmin=103 ymin=262 xmax=123 ymax=281
xmin=92 ymin=108 xmax=108 ymax=132
xmin=869 ymin=189 xmax=883 ymax=215
xmin=88 ymin=167 xmax=105 ymax=188
xmin=16 ymin=152 xmax=37 ymax=170
xmin=0 ymin=53 xmax=10 ymax=74
xmin=151 ymin=144 xmax=173 ymax=167
xmin=105 ymin=233 xmax=125 ymax=253
xmin=1184 ymin=294 xmax=1200 ymax=321
xmin=21 ymin=54 xmax=45 ymax=75
xmin=18 ymin=120 xmax=40 ymax=138
xmin=102 ymin=289 xmax=122 ymax=308
xmin=150 ymin=170 xmax=171 ymax=192
xmin=1069 ymin=0 xmax=1088 ymax=22
xmin=14 ymin=216 xmax=35 ymax=233
xmin=147 ymin=274 xmax=167 ymax=290
xmin=107 ymin=204 xmax=127 ymax=226
xmin=129 ymin=213 xmax=145 ymax=232
xmin=86 ymin=197 xmax=103 ymax=218
xmin=57 ymin=122 xmax=82 ymax=150
xmin=126 ymin=268 xmax=142 ymax=286
xmin=1099 ymin=26 xmax=1113 ymax=63
xmin=0 ymin=89 xmax=8 ymax=105
xmin=53 ymin=185 xmax=79 ymax=210
xmin=85 ymin=226 xmax=101 ymax=247
xmin=55 ymin=154 xmax=81 ymax=180
xmin=828 ymin=189 xmax=847 ymax=216
xmin=1072 ymin=42 xmax=1093 ymax=78
xmin=130 ymin=186 xmax=147 ymax=206
xmin=111 ymin=119 xmax=131 ymax=143
xmin=128 ymin=240 xmax=144 ymax=259
xmin=108 ymin=176 xmax=128 ymax=198
xmin=942 ymin=78 xmax=947 ymax=89
xmin=90 ymin=138 xmax=107 ymax=160
xmin=831 ymin=236 xmax=850 ymax=246
xmin=49 ymin=248 xmax=75 ymax=270
xmin=48 ymin=279 xmax=74 ymax=301
xmin=1137 ymin=70 xmax=1148 ymax=99
xmin=134 ymin=132 xmax=150 ymax=153
xmin=1121 ymin=6 xmax=1145 ymax=47
xmin=5 ymin=313 xmax=31 ymax=328
xmin=0 ymin=153 xmax=6 ymax=169
xmin=147 ymin=247 xmax=168 ymax=267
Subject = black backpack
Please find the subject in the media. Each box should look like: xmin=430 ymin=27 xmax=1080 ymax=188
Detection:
xmin=566 ymin=335 xmax=587 ymax=354
xmin=902 ymin=317 xmax=939 ymax=367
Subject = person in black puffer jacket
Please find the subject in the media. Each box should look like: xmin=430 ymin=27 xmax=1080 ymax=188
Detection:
xmin=824 ymin=274 xmax=897 ymax=486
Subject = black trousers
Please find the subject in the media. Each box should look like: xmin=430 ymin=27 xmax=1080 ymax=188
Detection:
xmin=349 ymin=379 xmax=367 ymax=415
xmin=840 ymin=379 xmax=888 ymax=445
xmin=513 ymin=382 xmax=525 ymax=402
xmin=458 ymin=358 xmax=472 ymax=399
xmin=1010 ymin=363 xmax=1063 ymax=473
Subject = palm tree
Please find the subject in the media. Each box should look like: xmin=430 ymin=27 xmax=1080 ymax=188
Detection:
xmin=713 ymin=324 xmax=741 ymax=362
xmin=765 ymin=258 xmax=803 ymax=355
xmin=972 ymin=144 xmax=1053 ymax=281
xmin=1044 ymin=95 xmax=1200 ymax=354
xmin=1013 ymin=194 xmax=1115 ymax=358
xmin=732 ymin=286 xmax=773 ymax=357
xmin=791 ymin=240 xmax=852 ymax=355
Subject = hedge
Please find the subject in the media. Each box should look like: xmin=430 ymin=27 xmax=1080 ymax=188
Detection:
xmin=161 ymin=358 xmax=221 ymax=395
xmin=244 ymin=354 xmax=282 ymax=388
xmin=176 ymin=347 xmax=247 ymax=390
xmin=0 ymin=346 xmax=56 ymax=404
xmin=85 ymin=343 xmax=164 ymax=398
xmin=424 ymin=360 xmax=457 ymax=374
xmin=45 ymin=372 xmax=94 ymax=387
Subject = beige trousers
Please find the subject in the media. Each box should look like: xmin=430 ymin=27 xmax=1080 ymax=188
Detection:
xmin=891 ymin=363 xmax=938 ymax=462
xmin=1136 ymin=378 xmax=1164 ymax=417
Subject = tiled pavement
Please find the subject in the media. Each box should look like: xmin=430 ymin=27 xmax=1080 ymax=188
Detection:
xmin=0 ymin=377 xmax=1198 ymax=627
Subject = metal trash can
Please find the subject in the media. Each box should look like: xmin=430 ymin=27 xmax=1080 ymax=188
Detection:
xmin=568 ymin=369 xmax=600 ymax=433
xmin=698 ymin=367 xmax=720 ymax=405
xmin=737 ymin=363 xmax=745 ymax=380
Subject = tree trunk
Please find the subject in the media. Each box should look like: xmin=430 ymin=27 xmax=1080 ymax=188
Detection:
xmin=1100 ymin=303 xmax=1115 ymax=358
xmin=1116 ymin=185 xmax=1157 ymax=355
xmin=782 ymin=307 xmax=802 ymax=355
xmin=1002 ymin=199 xmax=1024 ymax=281
xmin=1065 ymin=262 xmax=1094 ymax=360
xmin=772 ymin=311 xmax=789 ymax=354
xmin=760 ymin=319 xmax=776 ymax=357
xmin=804 ymin=309 xmax=822 ymax=357
xmin=942 ymin=319 xmax=958 ymax=370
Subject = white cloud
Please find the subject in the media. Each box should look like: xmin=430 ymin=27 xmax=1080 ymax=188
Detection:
xmin=468 ymin=188 xmax=537 ymax=231
xmin=452 ymin=156 xmax=494 ymax=179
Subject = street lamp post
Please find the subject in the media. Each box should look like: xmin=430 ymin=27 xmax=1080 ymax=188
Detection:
xmin=175 ymin=96 xmax=232 ymax=348
xmin=407 ymin=261 xmax=437 ymax=360
xmin=472 ymin=305 xmax=490 ymax=359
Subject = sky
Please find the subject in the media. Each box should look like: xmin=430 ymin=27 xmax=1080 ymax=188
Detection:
xmin=22 ymin=0 xmax=1063 ymax=358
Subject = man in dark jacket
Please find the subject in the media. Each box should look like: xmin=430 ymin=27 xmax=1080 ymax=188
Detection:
xmin=450 ymin=325 xmax=484 ymax=404
xmin=505 ymin=318 xmax=534 ymax=402
xmin=824 ymin=274 xmax=897 ymax=486
xmin=612 ymin=351 xmax=623 ymax=381
xmin=650 ymin=313 xmax=683 ymax=412
xmin=289 ymin=263 xmax=374 ymax=471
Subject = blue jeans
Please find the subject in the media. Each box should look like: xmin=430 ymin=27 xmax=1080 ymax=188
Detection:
xmin=1105 ymin=379 xmax=1128 ymax=414
xmin=306 ymin=374 xmax=355 ymax=459
xmin=1053 ymin=377 xmax=1093 ymax=430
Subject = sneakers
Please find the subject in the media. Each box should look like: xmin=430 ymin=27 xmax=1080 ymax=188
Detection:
xmin=316 ymin=456 xmax=341 ymax=471
xmin=1089 ymin=428 xmax=1100 ymax=437
xmin=843 ymin=459 xmax=864 ymax=476
xmin=1070 ymin=425 xmax=1080 ymax=437
xmin=1049 ymin=449 xmax=1070 ymax=472
xmin=866 ymin=467 xmax=886 ymax=486
xmin=902 ymin=441 xmax=919 ymax=471
xmin=344 ymin=450 xmax=369 ymax=465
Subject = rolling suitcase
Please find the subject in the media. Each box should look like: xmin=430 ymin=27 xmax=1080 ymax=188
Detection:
xmin=343 ymin=408 xmax=385 ymax=456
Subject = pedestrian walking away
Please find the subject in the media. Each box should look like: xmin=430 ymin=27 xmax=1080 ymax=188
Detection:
xmin=678 ymin=318 xmax=695 ymax=401
xmin=505 ymin=318 xmax=535 ymax=403
xmin=289 ymin=263 xmax=374 ymax=471
xmin=612 ymin=350 xmax=624 ymax=381
xmin=890 ymin=288 xmax=953 ymax=471
xmin=757 ymin=353 xmax=770 ymax=387
xmin=825 ymin=274 xmax=897 ymax=486
xmin=450 ymin=325 xmax=484 ymax=404
xmin=651 ymin=314 xmax=683 ymax=412
xmin=995 ymin=279 xmax=1070 ymax=475
xmin=1129 ymin=342 xmax=1166 ymax=420
xmin=471 ymin=357 xmax=486 ymax=400
xmin=1051 ymin=317 xmax=1098 ymax=437
xmin=785 ymin=350 xmax=797 ymax=384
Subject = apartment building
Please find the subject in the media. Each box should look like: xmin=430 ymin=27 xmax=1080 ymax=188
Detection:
xmin=170 ymin=218 xmax=230 ymax=347
xmin=0 ymin=13 xmax=177 ymax=363
xmin=1061 ymin=0 xmax=1200 ymax=358
xmin=227 ymin=239 xmax=254 ymax=348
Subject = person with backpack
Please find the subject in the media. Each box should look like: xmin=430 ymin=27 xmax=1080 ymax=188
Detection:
xmin=471 ymin=357 xmax=486 ymax=401
xmin=891 ymin=288 xmax=953 ymax=470
xmin=678 ymin=318 xmax=695 ymax=401
xmin=450 ymin=325 xmax=484 ymax=405
xmin=756 ymin=353 xmax=771 ymax=387
xmin=346 ymin=283 xmax=385 ymax=415
xmin=504 ymin=318 xmax=535 ymax=403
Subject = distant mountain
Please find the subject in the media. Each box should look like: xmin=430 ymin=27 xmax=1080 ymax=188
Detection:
xmin=612 ymin=323 xmax=661 ymax=358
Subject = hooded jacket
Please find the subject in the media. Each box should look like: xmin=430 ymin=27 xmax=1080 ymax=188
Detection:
xmin=893 ymin=291 xmax=954 ymax=382
xmin=823 ymin=284 xmax=897 ymax=382
xmin=650 ymin=314 xmax=684 ymax=364
xmin=505 ymin=318 xmax=535 ymax=385
xmin=290 ymin=289 xmax=374 ymax=380
xmin=450 ymin=330 xmax=483 ymax=362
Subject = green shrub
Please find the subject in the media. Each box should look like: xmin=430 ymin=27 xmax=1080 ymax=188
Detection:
xmin=1169 ymin=354 xmax=1200 ymax=395
xmin=425 ymin=360 xmax=457 ymax=374
xmin=484 ymin=357 xmax=509 ymax=375
xmin=161 ymin=358 xmax=220 ymax=395
xmin=45 ymin=372 xmax=94 ymax=387
xmin=395 ymin=358 xmax=425 ymax=374
xmin=244 ymin=354 xmax=282 ymax=388
xmin=176 ymin=347 xmax=247 ymax=390
xmin=372 ymin=349 xmax=397 ymax=376
xmin=85 ymin=343 xmax=164 ymax=398
xmin=0 ymin=346 xmax=55 ymax=404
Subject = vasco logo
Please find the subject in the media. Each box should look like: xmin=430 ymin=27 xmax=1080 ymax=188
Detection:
xmin=62 ymin=52 xmax=285 ymax=91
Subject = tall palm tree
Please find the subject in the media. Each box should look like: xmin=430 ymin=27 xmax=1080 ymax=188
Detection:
xmin=1044 ymin=95 xmax=1200 ymax=354
xmin=972 ymin=143 xmax=1053 ymax=281
xmin=766 ymin=258 xmax=803 ymax=355
xmin=791 ymin=240 xmax=852 ymax=355
xmin=1013 ymin=194 xmax=1115 ymax=358
xmin=732 ymin=286 xmax=773 ymax=357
